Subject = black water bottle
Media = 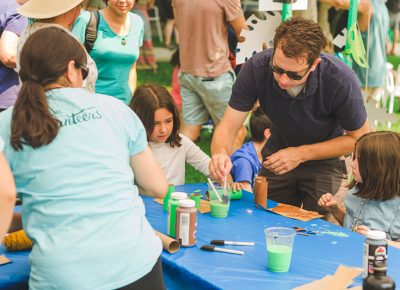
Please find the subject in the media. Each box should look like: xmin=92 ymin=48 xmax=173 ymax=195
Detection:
xmin=363 ymin=261 xmax=395 ymax=290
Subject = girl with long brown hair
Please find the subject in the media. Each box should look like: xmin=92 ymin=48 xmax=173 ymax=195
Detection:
xmin=319 ymin=131 xmax=400 ymax=243
xmin=130 ymin=84 xmax=210 ymax=185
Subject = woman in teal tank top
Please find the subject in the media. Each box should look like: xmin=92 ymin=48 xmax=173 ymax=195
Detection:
xmin=73 ymin=0 xmax=144 ymax=104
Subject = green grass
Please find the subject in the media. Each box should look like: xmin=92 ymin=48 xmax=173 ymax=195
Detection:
xmin=388 ymin=55 xmax=400 ymax=70
xmin=137 ymin=62 xmax=173 ymax=89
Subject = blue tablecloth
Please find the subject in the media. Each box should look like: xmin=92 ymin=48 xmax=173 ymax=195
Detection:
xmin=146 ymin=183 xmax=400 ymax=290
xmin=1 ymin=183 xmax=399 ymax=290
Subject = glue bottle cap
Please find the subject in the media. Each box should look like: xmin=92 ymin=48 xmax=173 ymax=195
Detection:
xmin=367 ymin=230 xmax=386 ymax=240
xmin=178 ymin=199 xmax=195 ymax=208
xmin=171 ymin=192 xmax=187 ymax=200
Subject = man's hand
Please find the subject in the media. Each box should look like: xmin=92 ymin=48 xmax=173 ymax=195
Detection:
xmin=263 ymin=147 xmax=303 ymax=175
xmin=210 ymin=153 xmax=232 ymax=182
xmin=318 ymin=193 xmax=338 ymax=212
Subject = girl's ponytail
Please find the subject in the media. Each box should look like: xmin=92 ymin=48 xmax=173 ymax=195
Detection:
xmin=11 ymin=79 xmax=59 ymax=150
xmin=9 ymin=27 xmax=86 ymax=150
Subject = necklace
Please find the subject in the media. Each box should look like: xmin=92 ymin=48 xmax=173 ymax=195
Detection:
xmin=351 ymin=198 xmax=367 ymax=231
xmin=121 ymin=37 xmax=126 ymax=45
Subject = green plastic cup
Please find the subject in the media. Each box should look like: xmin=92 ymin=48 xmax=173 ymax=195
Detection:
xmin=264 ymin=227 xmax=296 ymax=272
xmin=231 ymin=189 xmax=242 ymax=200
xmin=189 ymin=193 xmax=202 ymax=210
xmin=208 ymin=183 xmax=232 ymax=218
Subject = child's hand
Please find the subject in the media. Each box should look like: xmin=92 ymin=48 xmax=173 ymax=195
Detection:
xmin=231 ymin=182 xmax=242 ymax=192
xmin=317 ymin=193 xmax=338 ymax=211
xmin=353 ymin=225 xmax=370 ymax=236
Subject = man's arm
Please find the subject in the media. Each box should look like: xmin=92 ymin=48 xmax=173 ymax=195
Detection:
xmin=0 ymin=31 xmax=19 ymax=68
xmin=388 ymin=239 xmax=400 ymax=249
xmin=319 ymin=0 xmax=372 ymax=32
xmin=229 ymin=15 xmax=248 ymax=42
xmin=264 ymin=120 xmax=370 ymax=175
xmin=210 ymin=106 xmax=248 ymax=181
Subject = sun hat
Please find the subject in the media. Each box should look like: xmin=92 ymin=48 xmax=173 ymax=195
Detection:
xmin=18 ymin=0 xmax=84 ymax=19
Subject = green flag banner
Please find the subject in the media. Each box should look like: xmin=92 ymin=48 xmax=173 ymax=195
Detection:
xmin=342 ymin=21 xmax=369 ymax=68
xmin=281 ymin=3 xmax=292 ymax=21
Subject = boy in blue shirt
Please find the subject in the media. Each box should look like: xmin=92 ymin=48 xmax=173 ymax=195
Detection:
xmin=231 ymin=107 xmax=271 ymax=192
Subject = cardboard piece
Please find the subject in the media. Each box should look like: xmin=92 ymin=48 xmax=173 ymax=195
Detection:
xmin=0 ymin=255 xmax=11 ymax=266
xmin=198 ymin=199 xmax=211 ymax=214
xmin=293 ymin=265 xmax=363 ymax=290
xmin=154 ymin=198 xmax=164 ymax=205
xmin=154 ymin=198 xmax=210 ymax=214
xmin=268 ymin=203 xmax=324 ymax=221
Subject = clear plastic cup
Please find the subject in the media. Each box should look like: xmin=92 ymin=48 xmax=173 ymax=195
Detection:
xmin=264 ymin=227 xmax=296 ymax=272
xmin=208 ymin=183 xmax=232 ymax=218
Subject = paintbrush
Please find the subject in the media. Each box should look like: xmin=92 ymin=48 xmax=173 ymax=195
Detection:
xmin=207 ymin=178 xmax=223 ymax=203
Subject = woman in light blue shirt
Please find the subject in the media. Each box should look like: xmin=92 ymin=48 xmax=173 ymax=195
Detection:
xmin=0 ymin=27 xmax=167 ymax=290
xmin=318 ymin=131 xmax=400 ymax=245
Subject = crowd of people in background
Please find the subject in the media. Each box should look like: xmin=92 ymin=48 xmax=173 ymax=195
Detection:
xmin=1 ymin=0 xmax=400 ymax=288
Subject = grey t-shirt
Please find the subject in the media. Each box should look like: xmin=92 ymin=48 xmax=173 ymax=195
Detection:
xmin=344 ymin=187 xmax=400 ymax=241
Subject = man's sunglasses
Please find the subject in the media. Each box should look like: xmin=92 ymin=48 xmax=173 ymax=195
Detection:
xmin=269 ymin=56 xmax=311 ymax=81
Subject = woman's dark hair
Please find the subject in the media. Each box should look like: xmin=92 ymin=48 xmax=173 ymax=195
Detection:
xmin=273 ymin=17 xmax=326 ymax=65
xmin=11 ymin=27 xmax=87 ymax=150
xmin=250 ymin=107 xmax=272 ymax=142
xmin=130 ymin=84 xmax=182 ymax=147
xmin=349 ymin=131 xmax=400 ymax=201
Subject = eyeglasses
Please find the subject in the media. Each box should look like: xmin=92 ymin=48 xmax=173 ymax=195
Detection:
xmin=269 ymin=56 xmax=311 ymax=81
xmin=80 ymin=66 xmax=89 ymax=80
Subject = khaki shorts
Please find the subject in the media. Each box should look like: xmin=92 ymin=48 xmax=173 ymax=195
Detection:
xmin=178 ymin=70 xmax=235 ymax=125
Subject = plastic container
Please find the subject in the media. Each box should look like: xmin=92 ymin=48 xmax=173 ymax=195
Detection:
xmin=363 ymin=230 xmax=388 ymax=278
xmin=363 ymin=261 xmax=395 ymax=290
xmin=163 ymin=184 xmax=175 ymax=212
xmin=176 ymin=199 xmax=197 ymax=247
xmin=167 ymin=192 xmax=187 ymax=237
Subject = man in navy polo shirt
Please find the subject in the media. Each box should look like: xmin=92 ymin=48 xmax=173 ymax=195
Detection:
xmin=210 ymin=17 xmax=370 ymax=216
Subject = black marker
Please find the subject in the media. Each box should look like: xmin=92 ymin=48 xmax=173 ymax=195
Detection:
xmin=200 ymin=245 xmax=244 ymax=255
xmin=211 ymin=240 xmax=255 ymax=246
